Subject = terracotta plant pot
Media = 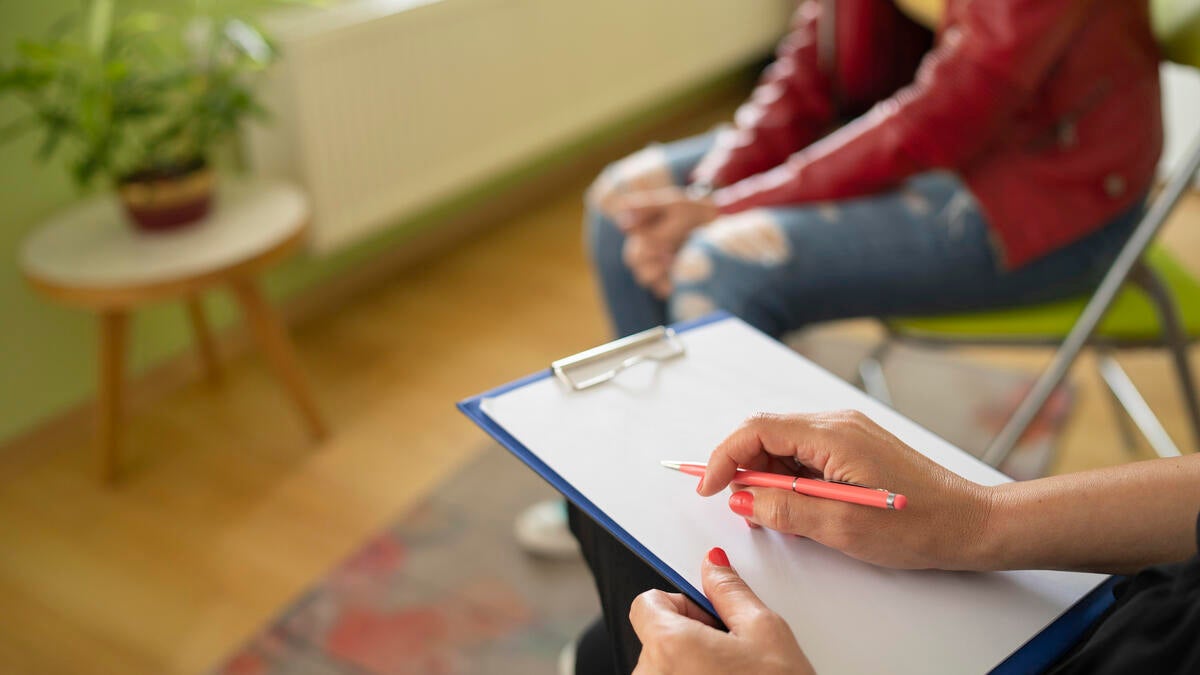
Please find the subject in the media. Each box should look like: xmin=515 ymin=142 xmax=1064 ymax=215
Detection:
xmin=116 ymin=159 xmax=216 ymax=233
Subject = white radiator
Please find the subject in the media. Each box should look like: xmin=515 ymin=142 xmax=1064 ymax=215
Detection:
xmin=245 ymin=0 xmax=790 ymax=253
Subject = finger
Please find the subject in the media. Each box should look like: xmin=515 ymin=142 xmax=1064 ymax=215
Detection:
xmin=615 ymin=194 xmax=667 ymax=232
xmin=623 ymin=239 xmax=670 ymax=289
xmin=616 ymin=205 xmax=661 ymax=232
xmin=700 ymin=413 xmax=802 ymax=495
xmin=615 ymin=187 xmax=686 ymax=232
xmin=650 ymin=275 xmax=673 ymax=300
xmin=622 ymin=235 xmax=645 ymax=269
xmin=700 ymin=413 xmax=841 ymax=496
xmin=736 ymin=453 xmax=796 ymax=475
xmin=729 ymin=482 xmax=762 ymax=529
xmin=623 ymin=235 xmax=670 ymax=268
xmin=629 ymin=589 xmax=721 ymax=630
xmin=639 ymin=212 xmax=690 ymax=249
xmin=667 ymin=591 xmax=723 ymax=628
xmin=629 ymin=604 xmax=723 ymax=675
xmin=630 ymin=590 xmax=683 ymax=638
xmin=633 ymin=257 xmax=669 ymax=289
xmin=700 ymin=548 xmax=772 ymax=632
xmin=629 ymin=590 xmax=724 ymax=669
xmin=731 ymin=486 xmax=849 ymax=541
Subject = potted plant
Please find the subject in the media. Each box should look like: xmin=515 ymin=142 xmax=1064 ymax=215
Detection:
xmin=0 ymin=0 xmax=296 ymax=232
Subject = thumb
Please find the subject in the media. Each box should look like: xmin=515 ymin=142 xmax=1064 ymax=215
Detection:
xmin=614 ymin=188 xmax=678 ymax=231
xmin=615 ymin=200 xmax=662 ymax=232
xmin=731 ymin=487 xmax=839 ymax=541
xmin=701 ymin=547 xmax=769 ymax=632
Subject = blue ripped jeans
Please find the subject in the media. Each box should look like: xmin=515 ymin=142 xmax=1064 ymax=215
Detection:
xmin=587 ymin=132 xmax=1143 ymax=339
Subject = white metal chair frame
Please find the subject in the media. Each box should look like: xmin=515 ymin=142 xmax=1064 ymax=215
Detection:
xmin=858 ymin=130 xmax=1200 ymax=467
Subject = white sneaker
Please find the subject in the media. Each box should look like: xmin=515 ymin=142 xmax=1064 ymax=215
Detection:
xmin=513 ymin=499 xmax=581 ymax=559
xmin=557 ymin=638 xmax=577 ymax=675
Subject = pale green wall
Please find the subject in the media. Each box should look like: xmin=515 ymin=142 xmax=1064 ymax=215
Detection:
xmin=0 ymin=1 xmax=520 ymax=442
xmin=0 ymin=2 xmax=758 ymax=444
xmin=2 ymin=2 xmax=115 ymax=443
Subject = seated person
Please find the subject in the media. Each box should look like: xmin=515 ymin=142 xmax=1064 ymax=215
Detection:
xmin=588 ymin=0 xmax=1157 ymax=339
xmin=623 ymin=411 xmax=1200 ymax=674
xmin=516 ymin=0 xmax=1162 ymax=557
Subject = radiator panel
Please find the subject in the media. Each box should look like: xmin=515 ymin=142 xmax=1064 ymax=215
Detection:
xmin=245 ymin=0 xmax=789 ymax=253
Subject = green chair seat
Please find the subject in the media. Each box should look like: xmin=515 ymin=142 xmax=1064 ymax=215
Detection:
xmin=888 ymin=246 xmax=1200 ymax=343
xmin=1153 ymin=0 xmax=1200 ymax=68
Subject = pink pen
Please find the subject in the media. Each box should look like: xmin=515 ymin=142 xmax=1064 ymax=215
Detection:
xmin=661 ymin=461 xmax=908 ymax=510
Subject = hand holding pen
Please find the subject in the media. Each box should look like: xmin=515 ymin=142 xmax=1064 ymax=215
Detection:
xmin=685 ymin=411 xmax=996 ymax=571
xmin=663 ymin=461 xmax=907 ymax=510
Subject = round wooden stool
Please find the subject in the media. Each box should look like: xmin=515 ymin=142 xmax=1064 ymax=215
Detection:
xmin=20 ymin=178 xmax=329 ymax=482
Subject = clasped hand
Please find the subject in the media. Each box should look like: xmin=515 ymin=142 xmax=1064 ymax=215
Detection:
xmin=614 ymin=187 xmax=718 ymax=299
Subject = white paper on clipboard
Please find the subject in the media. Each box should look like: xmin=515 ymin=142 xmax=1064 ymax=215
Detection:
xmin=478 ymin=317 xmax=1105 ymax=674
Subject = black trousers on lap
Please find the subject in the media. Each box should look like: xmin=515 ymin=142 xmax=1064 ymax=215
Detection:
xmin=567 ymin=502 xmax=725 ymax=675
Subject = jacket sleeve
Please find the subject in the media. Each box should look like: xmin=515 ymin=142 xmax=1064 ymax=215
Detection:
xmin=712 ymin=0 xmax=1103 ymax=213
xmin=689 ymin=2 xmax=837 ymax=188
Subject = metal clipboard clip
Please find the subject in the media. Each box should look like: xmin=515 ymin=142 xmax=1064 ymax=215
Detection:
xmin=552 ymin=325 xmax=686 ymax=391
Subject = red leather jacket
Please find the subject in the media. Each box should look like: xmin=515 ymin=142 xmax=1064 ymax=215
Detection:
xmin=694 ymin=0 xmax=1162 ymax=268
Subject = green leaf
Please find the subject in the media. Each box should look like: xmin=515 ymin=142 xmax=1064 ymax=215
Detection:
xmin=87 ymin=0 xmax=115 ymax=56
xmin=117 ymin=11 xmax=169 ymax=35
xmin=37 ymin=124 xmax=65 ymax=159
xmin=0 ymin=65 xmax=52 ymax=92
xmin=16 ymin=40 xmax=61 ymax=63
xmin=7 ymin=0 xmax=296 ymax=184
xmin=103 ymin=59 xmax=129 ymax=81
xmin=0 ymin=115 xmax=38 ymax=144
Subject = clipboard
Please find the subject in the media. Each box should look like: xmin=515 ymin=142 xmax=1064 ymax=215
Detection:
xmin=458 ymin=312 xmax=1119 ymax=674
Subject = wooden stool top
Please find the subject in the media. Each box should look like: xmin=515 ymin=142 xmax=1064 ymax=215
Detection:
xmin=21 ymin=178 xmax=309 ymax=309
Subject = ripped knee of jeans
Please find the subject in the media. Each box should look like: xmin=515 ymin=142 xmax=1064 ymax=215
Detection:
xmin=669 ymin=291 xmax=719 ymax=322
xmin=700 ymin=210 xmax=791 ymax=266
xmin=671 ymin=244 xmax=714 ymax=285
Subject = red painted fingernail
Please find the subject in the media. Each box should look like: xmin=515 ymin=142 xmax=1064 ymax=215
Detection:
xmin=728 ymin=491 xmax=754 ymax=518
xmin=695 ymin=477 xmax=704 ymax=494
xmin=707 ymin=547 xmax=730 ymax=567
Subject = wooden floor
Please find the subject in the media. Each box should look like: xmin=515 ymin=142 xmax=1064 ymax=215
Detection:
xmin=1 ymin=107 xmax=1198 ymax=673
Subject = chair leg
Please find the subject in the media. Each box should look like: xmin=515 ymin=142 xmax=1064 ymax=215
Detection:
xmin=985 ymin=129 xmax=1200 ymax=467
xmin=1130 ymin=263 xmax=1200 ymax=453
xmin=856 ymin=339 xmax=893 ymax=405
xmin=1170 ymin=339 xmax=1200 ymax=453
xmin=983 ymin=343 xmax=1087 ymax=467
xmin=1096 ymin=350 xmax=1140 ymax=457
xmin=1097 ymin=354 xmax=1182 ymax=458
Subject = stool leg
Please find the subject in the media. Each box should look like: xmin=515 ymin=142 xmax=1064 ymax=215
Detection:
xmin=98 ymin=310 xmax=128 ymax=483
xmin=185 ymin=294 xmax=221 ymax=384
xmin=230 ymin=278 xmax=328 ymax=440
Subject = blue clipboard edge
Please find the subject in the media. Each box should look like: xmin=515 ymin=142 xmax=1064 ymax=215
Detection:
xmin=991 ymin=574 xmax=1121 ymax=674
xmin=456 ymin=311 xmax=730 ymax=618
xmin=455 ymin=310 xmax=1117 ymax=670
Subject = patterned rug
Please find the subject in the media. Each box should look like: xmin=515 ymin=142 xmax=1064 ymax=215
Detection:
xmin=213 ymin=338 xmax=1071 ymax=675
